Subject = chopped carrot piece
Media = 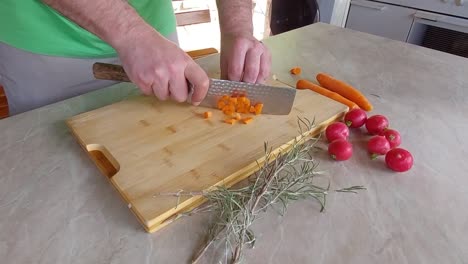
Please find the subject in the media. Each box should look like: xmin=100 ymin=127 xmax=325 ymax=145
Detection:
xmin=224 ymin=110 xmax=234 ymax=116
xmin=224 ymin=118 xmax=236 ymax=125
xmin=203 ymin=111 xmax=212 ymax=119
xmin=290 ymin=67 xmax=302 ymax=75
xmin=244 ymin=98 xmax=250 ymax=107
xmin=241 ymin=117 xmax=253 ymax=124
xmin=229 ymin=97 xmax=237 ymax=104
xmin=254 ymin=103 xmax=263 ymax=115
xmin=249 ymin=106 xmax=255 ymax=113
xmin=234 ymin=113 xmax=242 ymax=120
xmin=221 ymin=95 xmax=230 ymax=101
xmin=217 ymin=100 xmax=226 ymax=110
xmin=222 ymin=105 xmax=230 ymax=112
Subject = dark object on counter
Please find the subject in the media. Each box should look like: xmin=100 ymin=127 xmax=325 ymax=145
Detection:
xmin=422 ymin=26 xmax=468 ymax=59
xmin=270 ymin=0 xmax=318 ymax=35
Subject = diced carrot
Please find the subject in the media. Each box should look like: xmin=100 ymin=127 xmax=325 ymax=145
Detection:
xmin=203 ymin=111 xmax=212 ymax=119
xmin=234 ymin=113 xmax=242 ymax=120
xmin=249 ymin=106 xmax=255 ymax=113
xmin=221 ymin=95 xmax=230 ymax=101
xmin=241 ymin=117 xmax=253 ymax=124
xmin=224 ymin=110 xmax=234 ymax=116
xmin=217 ymin=100 xmax=226 ymax=109
xmin=229 ymin=97 xmax=237 ymax=104
xmin=224 ymin=118 xmax=237 ymax=125
xmin=244 ymin=98 xmax=250 ymax=107
xmin=290 ymin=67 xmax=302 ymax=75
xmin=222 ymin=105 xmax=230 ymax=112
xmin=254 ymin=103 xmax=263 ymax=115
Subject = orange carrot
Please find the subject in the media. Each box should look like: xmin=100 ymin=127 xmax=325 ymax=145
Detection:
xmin=241 ymin=117 xmax=253 ymax=124
xmin=224 ymin=118 xmax=236 ymax=125
xmin=254 ymin=103 xmax=263 ymax=115
xmin=203 ymin=111 xmax=212 ymax=119
xmin=214 ymin=93 xmax=264 ymax=125
xmin=296 ymin=79 xmax=359 ymax=110
xmin=290 ymin=67 xmax=302 ymax=75
xmin=217 ymin=100 xmax=226 ymax=110
xmin=316 ymin=73 xmax=373 ymax=111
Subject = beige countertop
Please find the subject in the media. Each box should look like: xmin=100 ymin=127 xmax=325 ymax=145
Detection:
xmin=1 ymin=23 xmax=467 ymax=264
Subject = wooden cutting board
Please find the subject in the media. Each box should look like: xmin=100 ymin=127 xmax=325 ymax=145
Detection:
xmin=66 ymin=72 xmax=348 ymax=233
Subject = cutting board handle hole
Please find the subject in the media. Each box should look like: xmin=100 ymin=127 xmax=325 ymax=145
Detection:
xmin=86 ymin=144 xmax=120 ymax=178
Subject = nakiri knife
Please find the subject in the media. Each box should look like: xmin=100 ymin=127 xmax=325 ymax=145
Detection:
xmin=92 ymin=62 xmax=296 ymax=115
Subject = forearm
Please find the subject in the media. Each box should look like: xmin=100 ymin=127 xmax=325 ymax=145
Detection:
xmin=42 ymin=0 xmax=156 ymax=49
xmin=216 ymin=0 xmax=253 ymax=36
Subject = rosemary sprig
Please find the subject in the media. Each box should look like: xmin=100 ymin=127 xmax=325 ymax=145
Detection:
xmin=157 ymin=117 xmax=365 ymax=264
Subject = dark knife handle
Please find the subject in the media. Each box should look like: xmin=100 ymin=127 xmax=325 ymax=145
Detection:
xmin=92 ymin=62 xmax=196 ymax=103
xmin=93 ymin=62 xmax=131 ymax=82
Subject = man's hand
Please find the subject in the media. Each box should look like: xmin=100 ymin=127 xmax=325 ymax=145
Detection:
xmin=115 ymin=26 xmax=209 ymax=105
xmin=221 ymin=33 xmax=271 ymax=84
xmin=42 ymin=0 xmax=209 ymax=105
xmin=216 ymin=0 xmax=272 ymax=84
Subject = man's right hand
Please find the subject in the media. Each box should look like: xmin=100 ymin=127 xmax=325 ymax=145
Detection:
xmin=114 ymin=26 xmax=210 ymax=105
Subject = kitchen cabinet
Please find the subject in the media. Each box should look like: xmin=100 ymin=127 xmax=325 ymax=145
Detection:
xmin=377 ymin=0 xmax=468 ymax=19
xmin=344 ymin=0 xmax=468 ymax=58
xmin=345 ymin=0 xmax=415 ymax=41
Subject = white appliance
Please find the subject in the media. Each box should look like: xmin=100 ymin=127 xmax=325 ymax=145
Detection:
xmin=345 ymin=0 xmax=468 ymax=58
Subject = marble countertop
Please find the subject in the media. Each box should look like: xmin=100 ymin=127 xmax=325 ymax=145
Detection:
xmin=1 ymin=23 xmax=468 ymax=264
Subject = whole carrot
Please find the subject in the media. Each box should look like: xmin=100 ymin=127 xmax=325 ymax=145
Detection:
xmin=296 ymin=79 xmax=359 ymax=110
xmin=316 ymin=73 xmax=373 ymax=111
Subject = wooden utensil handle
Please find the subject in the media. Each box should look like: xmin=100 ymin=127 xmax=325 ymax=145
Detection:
xmin=93 ymin=62 xmax=131 ymax=82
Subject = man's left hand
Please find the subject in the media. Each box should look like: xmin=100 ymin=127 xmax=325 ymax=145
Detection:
xmin=220 ymin=33 xmax=272 ymax=84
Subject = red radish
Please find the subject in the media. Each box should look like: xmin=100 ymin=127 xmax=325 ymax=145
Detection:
xmin=383 ymin=129 xmax=401 ymax=148
xmin=365 ymin=115 xmax=389 ymax=135
xmin=328 ymin=139 xmax=353 ymax=161
xmin=367 ymin=136 xmax=391 ymax=159
xmin=325 ymin=122 xmax=349 ymax=142
xmin=344 ymin=108 xmax=367 ymax=128
xmin=385 ymin=148 xmax=414 ymax=172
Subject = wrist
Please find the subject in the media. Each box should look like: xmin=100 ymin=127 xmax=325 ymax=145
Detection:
xmin=221 ymin=29 xmax=254 ymax=41
xmin=108 ymin=18 xmax=162 ymax=52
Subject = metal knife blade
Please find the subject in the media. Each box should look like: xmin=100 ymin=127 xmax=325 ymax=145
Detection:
xmin=92 ymin=63 xmax=296 ymax=115
xmin=197 ymin=79 xmax=296 ymax=115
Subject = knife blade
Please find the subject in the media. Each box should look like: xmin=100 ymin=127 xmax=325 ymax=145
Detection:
xmin=92 ymin=62 xmax=296 ymax=115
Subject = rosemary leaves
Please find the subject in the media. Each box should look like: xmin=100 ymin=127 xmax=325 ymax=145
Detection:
xmin=157 ymin=117 xmax=365 ymax=264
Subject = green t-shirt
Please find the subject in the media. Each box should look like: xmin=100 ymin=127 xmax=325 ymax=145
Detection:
xmin=0 ymin=0 xmax=176 ymax=58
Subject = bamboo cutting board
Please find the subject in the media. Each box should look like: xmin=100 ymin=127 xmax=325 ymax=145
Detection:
xmin=66 ymin=76 xmax=348 ymax=233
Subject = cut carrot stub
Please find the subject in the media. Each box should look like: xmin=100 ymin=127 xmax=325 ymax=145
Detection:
xmin=296 ymin=79 xmax=359 ymax=110
xmin=224 ymin=118 xmax=237 ymax=125
xmin=241 ymin=117 xmax=253 ymax=124
xmin=234 ymin=113 xmax=242 ymax=120
xmin=249 ymin=106 xmax=255 ymax=113
xmin=316 ymin=73 xmax=373 ymax=111
xmin=203 ymin=111 xmax=212 ymax=119
xmin=290 ymin=67 xmax=302 ymax=75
